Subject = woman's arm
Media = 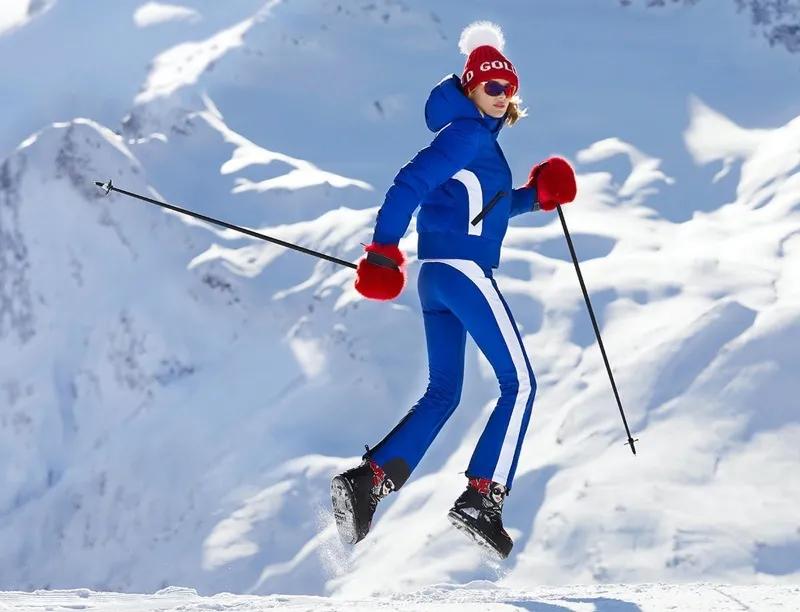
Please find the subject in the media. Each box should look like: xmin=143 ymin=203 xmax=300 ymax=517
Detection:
xmin=509 ymin=186 xmax=540 ymax=218
xmin=372 ymin=119 xmax=482 ymax=245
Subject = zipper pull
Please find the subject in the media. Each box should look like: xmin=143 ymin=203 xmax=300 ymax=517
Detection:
xmin=471 ymin=190 xmax=507 ymax=226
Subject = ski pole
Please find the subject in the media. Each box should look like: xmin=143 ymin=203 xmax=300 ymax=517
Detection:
xmin=93 ymin=179 xmax=375 ymax=270
xmin=556 ymin=203 xmax=638 ymax=455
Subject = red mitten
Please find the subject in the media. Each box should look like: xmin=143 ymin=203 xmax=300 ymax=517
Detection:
xmin=354 ymin=242 xmax=407 ymax=301
xmin=525 ymin=156 xmax=577 ymax=212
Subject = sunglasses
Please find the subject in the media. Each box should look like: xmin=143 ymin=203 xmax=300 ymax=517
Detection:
xmin=483 ymin=80 xmax=516 ymax=97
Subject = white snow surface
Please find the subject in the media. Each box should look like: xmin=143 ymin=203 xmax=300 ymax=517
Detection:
xmin=1 ymin=0 xmax=799 ymax=606
xmin=2 ymin=584 xmax=800 ymax=611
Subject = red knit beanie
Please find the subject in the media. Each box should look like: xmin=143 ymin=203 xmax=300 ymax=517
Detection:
xmin=459 ymin=21 xmax=518 ymax=95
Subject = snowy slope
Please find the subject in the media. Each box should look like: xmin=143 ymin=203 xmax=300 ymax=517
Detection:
xmin=1 ymin=0 xmax=799 ymax=600
xmin=0 ymin=0 xmax=56 ymax=37
xmin=2 ymin=583 xmax=800 ymax=611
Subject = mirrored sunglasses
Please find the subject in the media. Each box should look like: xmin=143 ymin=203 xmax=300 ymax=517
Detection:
xmin=483 ymin=80 xmax=516 ymax=97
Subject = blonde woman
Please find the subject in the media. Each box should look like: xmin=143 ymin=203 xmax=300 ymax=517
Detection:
xmin=332 ymin=21 xmax=577 ymax=559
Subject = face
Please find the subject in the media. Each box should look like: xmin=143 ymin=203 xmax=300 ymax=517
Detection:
xmin=468 ymin=79 xmax=514 ymax=118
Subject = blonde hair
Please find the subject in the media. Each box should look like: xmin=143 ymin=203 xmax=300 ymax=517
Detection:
xmin=504 ymin=95 xmax=528 ymax=127
xmin=465 ymin=84 xmax=528 ymax=127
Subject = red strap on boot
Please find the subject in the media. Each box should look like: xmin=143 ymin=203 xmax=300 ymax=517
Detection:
xmin=368 ymin=459 xmax=388 ymax=488
xmin=469 ymin=477 xmax=492 ymax=495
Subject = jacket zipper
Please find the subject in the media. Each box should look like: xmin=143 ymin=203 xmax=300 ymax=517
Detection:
xmin=471 ymin=190 xmax=506 ymax=226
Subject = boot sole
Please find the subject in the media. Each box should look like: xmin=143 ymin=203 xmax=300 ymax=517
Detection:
xmin=331 ymin=475 xmax=361 ymax=545
xmin=447 ymin=509 xmax=510 ymax=560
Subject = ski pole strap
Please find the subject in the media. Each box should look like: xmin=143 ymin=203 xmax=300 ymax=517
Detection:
xmin=365 ymin=250 xmax=400 ymax=271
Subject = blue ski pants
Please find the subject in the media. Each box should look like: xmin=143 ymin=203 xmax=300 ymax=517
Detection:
xmin=370 ymin=259 xmax=537 ymax=491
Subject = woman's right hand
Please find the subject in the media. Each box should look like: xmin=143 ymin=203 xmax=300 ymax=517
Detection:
xmin=354 ymin=242 xmax=407 ymax=301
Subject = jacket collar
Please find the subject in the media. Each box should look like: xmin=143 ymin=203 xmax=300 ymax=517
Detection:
xmin=424 ymin=74 xmax=505 ymax=139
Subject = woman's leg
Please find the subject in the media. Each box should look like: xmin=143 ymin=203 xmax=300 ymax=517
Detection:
xmin=368 ymin=262 xmax=467 ymax=490
xmin=425 ymin=259 xmax=537 ymax=492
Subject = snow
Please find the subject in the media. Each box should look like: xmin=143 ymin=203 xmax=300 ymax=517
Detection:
xmin=1 ymin=584 xmax=799 ymax=610
xmin=134 ymin=17 xmax=257 ymax=104
xmin=194 ymin=95 xmax=374 ymax=193
xmin=0 ymin=0 xmax=55 ymax=36
xmin=0 ymin=0 xmax=28 ymax=35
xmin=1 ymin=0 xmax=799 ymax=604
xmin=133 ymin=2 xmax=201 ymax=28
xmin=574 ymin=138 xmax=674 ymax=201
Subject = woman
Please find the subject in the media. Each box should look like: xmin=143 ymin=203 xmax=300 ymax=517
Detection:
xmin=331 ymin=21 xmax=577 ymax=559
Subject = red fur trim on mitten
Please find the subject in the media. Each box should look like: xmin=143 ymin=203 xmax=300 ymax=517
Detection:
xmin=354 ymin=243 xmax=407 ymax=301
xmin=526 ymin=156 xmax=577 ymax=211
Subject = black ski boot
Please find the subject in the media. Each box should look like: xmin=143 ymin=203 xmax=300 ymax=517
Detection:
xmin=331 ymin=457 xmax=395 ymax=544
xmin=447 ymin=477 xmax=513 ymax=559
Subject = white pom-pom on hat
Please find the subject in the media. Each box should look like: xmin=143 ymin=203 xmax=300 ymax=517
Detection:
xmin=458 ymin=21 xmax=506 ymax=56
xmin=458 ymin=20 xmax=518 ymax=94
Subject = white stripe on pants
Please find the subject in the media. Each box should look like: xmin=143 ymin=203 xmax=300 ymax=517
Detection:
xmin=423 ymin=258 xmax=534 ymax=485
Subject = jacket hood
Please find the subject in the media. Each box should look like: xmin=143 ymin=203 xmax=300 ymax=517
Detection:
xmin=424 ymin=74 xmax=504 ymax=137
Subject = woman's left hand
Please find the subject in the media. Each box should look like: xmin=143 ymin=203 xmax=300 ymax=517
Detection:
xmin=525 ymin=157 xmax=577 ymax=211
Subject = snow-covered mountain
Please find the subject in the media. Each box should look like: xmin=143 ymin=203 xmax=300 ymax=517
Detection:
xmin=621 ymin=0 xmax=800 ymax=58
xmin=1 ymin=0 xmax=799 ymax=600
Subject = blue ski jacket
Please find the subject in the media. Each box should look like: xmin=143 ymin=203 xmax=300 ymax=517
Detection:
xmin=371 ymin=73 xmax=539 ymax=270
